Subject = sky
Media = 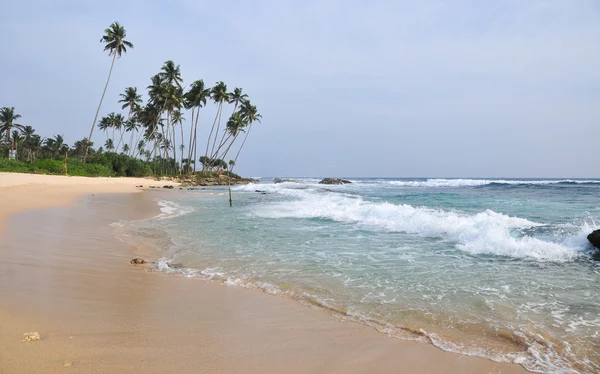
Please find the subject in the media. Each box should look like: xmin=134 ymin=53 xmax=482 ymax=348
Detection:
xmin=1 ymin=0 xmax=599 ymax=177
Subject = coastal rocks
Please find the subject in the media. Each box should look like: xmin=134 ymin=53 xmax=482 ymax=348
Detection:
xmin=130 ymin=258 xmax=147 ymax=265
xmin=163 ymin=185 xmax=174 ymax=189
xmin=319 ymin=178 xmax=352 ymax=185
xmin=588 ymin=230 xmax=600 ymax=260
xmin=587 ymin=229 xmax=600 ymax=249
xmin=274 ymin=178 xmax=297 ymax=184
xmin=167 ymin=263 xmax=184 ymax=269
xmin=22 ymin=332 xmax=40 ymax=342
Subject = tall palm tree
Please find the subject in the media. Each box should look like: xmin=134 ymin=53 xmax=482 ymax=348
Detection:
xmin=111 ymin=113 xmax=126 ymax=151
xmin=184 ymin=79 xmax=210 ymax=173
xmin=98 ymin=116 xmax=111 ymax=141
xmin=159 ymin=60 xmax=183 ymax=88
xmin=85 ymin=22 xmax=133 ymax=160
xmin=0 ymin=107 xmax=23 ymax=155
xmin=124 ymin=117 xmax=139 ymax=156
xmin=204 ymin=81 xmax=229 ymax=174
xmin=119 ymin=87 xmax=142 ymax=117
xmin=232 ymin=100 xmax=261 ymax=167
xmin=213 ymin=87 xmax=247 ymax=159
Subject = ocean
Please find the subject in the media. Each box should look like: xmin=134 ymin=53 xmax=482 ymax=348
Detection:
xmin=119 ymin=178 xmax=600 ymax=373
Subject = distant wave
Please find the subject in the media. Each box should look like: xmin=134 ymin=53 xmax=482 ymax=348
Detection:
xmin=387 ymin=179 xmax=600 ymax=188
xmin=252 ymin=192 xmax=589 ymax=261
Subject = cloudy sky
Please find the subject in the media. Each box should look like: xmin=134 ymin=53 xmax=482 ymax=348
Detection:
xmin=1 ymin=1 xmax=599 ymax=177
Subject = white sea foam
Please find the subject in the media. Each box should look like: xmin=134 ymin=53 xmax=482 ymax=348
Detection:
xmin=253 ymin=192 xmax=584 ymax=261
xmin=387 ymin=179 xmax=600 ymax=188
xmin=154 ymin=199 xmax=195 ymax=220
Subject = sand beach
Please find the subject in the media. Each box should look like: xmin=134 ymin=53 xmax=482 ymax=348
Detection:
xmin=0 ymin=173 xmax=527 ymax=373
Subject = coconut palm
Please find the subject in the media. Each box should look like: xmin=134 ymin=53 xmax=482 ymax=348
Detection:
xmin=105 ymin=138 xmax=115 ymax=151
xmin=98 ymin=116 xmax=111 ymax=141
xmin=212 ymin=87 xmax=248 ymax=159
xmin=204 ymin=81 xmax=229 ymax=174
xmin=124 ymin=118 xmax=139 ymax=156
xmin=0 ymin=107 xmax=23 ymax=154
xmin=119 ymin=87 xmax=142 ymax=119
xmin=231 ymin=100 xmax=261 ymax=167
xmin=122 ymin=144 xmax=130 ymax=154
xmin=184 ymin=79 xmax=210 ymax=173
xmin=159 ymin=60 xmax=183 ymax=88
xmin=85 ymin=22 xmax=133 ymax=160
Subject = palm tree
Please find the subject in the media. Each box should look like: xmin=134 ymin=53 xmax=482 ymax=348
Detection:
xmin=184 ymin=79 xmax=210 ymax=173
xmin=124 ymin=117 xmax=138 ymax=156
xmin=231 ymin=100 xmax=261 ymax=168
xmin=122 ymin=144 xmax=130 ymax=154
xmin=119 ymin=87 xmax=142 ymax=115
xmin=105 ymin=138 xmax=115 ymax=151
xmin=98 ymin=116 xmax=111 ymax=141
xmin=0 ymin=107 xmax=23 ymax=155
xmin=85 ymin=22 xmax=133 ymax=160
xmin=212 ymin=87 xmax=248 ymax=159
xmin=159 ymin=60 xmax=183 ymax=88
xmin=110 ymin=113 xmax=126 ymax=151
xmin=204 ymin=81 xmax=229 ymax=174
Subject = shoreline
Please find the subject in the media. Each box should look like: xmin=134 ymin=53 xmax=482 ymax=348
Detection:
xmin=0 ymin=173 xmax=528 ymax=373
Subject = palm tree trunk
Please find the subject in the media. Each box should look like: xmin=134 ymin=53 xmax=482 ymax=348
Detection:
xmin=192 ymin=112 xmax=200 ymax=174
xmin=204 ymin=104 xmax=221 ymax=175
xmin=211 ymin=103 xmax=238 ymax=160
xmin=210 ymin=103 xmax=223 ymax=160
xmin=180 ymin=121 xmax=184 ymax=172
xmin=85 ymin=51 xmax=117 ymax=161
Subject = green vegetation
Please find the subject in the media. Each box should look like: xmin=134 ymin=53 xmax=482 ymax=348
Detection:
xmin=1 ymin=21 xmax=262 ymax=195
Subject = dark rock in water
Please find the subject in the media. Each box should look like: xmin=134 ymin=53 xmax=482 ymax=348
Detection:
xmin=319 ymin=178 xmax=352 ymax=185
xmin=167 ymin=263 xmax=184 ymax=269
xmin=135 ymin=185 xmax=143 ymax=188
xmin=587 ymin=229 xmax=600 ymax=250
xmin=255 ymin=190 xmax=267 ymax=193
xmin=274 ymin=178 xmax=297 ymax=184
xmin=163 ymin=185 xmax=174 ymax=189
xmin=593 ymin=252 xmax=600 ymax=261
xmin=130 ymin=258 xmax=146 ymax=264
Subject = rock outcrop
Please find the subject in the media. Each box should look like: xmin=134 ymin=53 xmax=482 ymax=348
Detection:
xmin=587 ymin=229 xmax=600 ymax=250
xmin=319 ymin=178 xmax=352 ymax=185
xmin=274 ymin=178 xmax=297 ymax=184
xmin=130 ymin=258 xmax=147 ymax=264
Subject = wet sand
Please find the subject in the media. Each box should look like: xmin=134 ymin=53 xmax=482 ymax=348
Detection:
xmin=0 ymin=174 xmax=528 ymax=373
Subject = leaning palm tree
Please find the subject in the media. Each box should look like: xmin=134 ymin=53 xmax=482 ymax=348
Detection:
xmin=0 ymin=107 xmax=23 ymax=155
xmin=212 ymin=87 xmax=248 ymax=159
xmin=231 ymin=100 xmax=261 ymax=169
xmin=85 ymin=22 xmax=133 ymax=160
xmin=204 ymin=81 xmax=229 ymax=174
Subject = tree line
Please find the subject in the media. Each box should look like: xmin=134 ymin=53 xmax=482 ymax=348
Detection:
xmin=1 ymin=21 xmax=261 ymax=179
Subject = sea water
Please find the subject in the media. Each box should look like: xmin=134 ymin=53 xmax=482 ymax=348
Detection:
xmin=120 ymin=178 xmax=600 ymax=373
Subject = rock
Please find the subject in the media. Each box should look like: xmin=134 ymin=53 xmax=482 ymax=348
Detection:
xmin=318 ymin=178 xmax=352 ymax=185
xmin=135 ymin=185 xmax=143 ymax=188
xmin=130 ymin=258 xmax=146 ymax=265
xmin=163 ymin=185 xmax=174 ymax=189
xmin=22 ymin=332 xmax=40 ymax=342
xmin=167 ymin=263 xmax=184 ymax=269
xmin=587 ymin=229 xmax=600 ymax=250
xmin=274 ymin=178 xmax=297 ymax=184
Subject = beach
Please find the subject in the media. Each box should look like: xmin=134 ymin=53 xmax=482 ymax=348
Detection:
xmin=0 ymin=173 xmax=529 ymax=373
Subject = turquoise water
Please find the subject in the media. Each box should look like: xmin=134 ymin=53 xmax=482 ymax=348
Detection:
xmin=123 ymin=178 xmax=600 ymax=373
